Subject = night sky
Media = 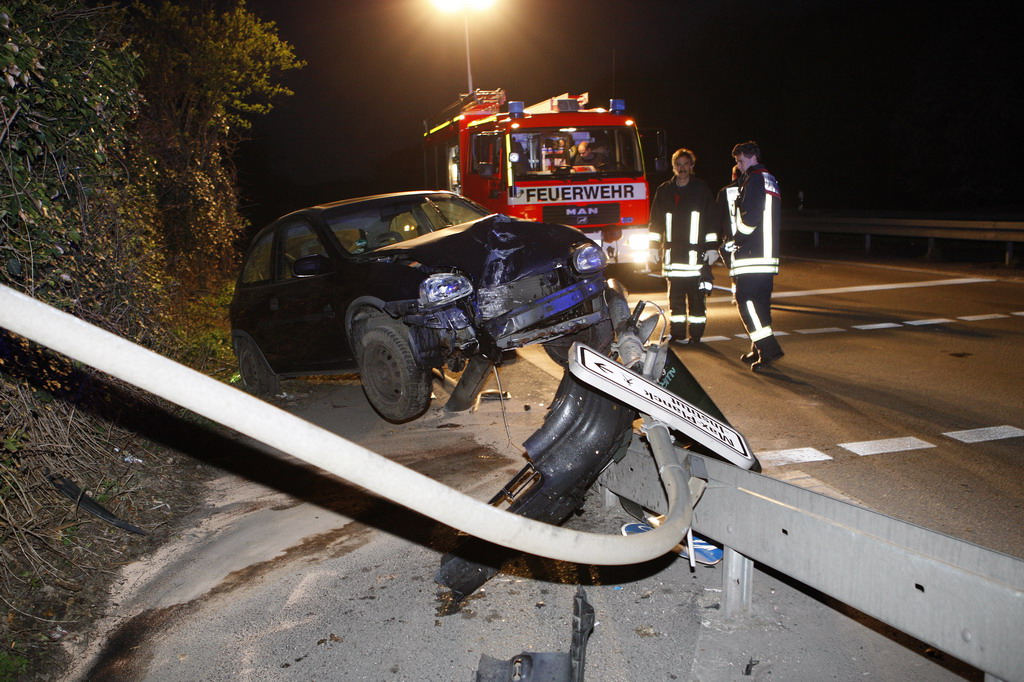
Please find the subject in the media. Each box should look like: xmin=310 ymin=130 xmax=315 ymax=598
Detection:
xmin=237 ymin=0 xmax=1020 ymax=229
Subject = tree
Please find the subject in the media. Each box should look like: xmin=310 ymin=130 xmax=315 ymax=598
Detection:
xmin=1 ymin=3 xmax=301 ymax=667
xmin=1 ymin=1 xmax=170 ymax=666
xmin=1 ymin=0 xmax=160 ymax=313
xmin=131 ymin=0 xmax=304 ymax=284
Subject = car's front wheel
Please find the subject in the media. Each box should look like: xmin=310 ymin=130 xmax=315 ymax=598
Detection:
xmin=358 ymin=316 xmax=432 ymax=423
xmin=234 ymin=336 xmax=280 ymax=398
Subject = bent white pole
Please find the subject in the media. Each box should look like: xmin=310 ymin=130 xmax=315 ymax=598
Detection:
xmin=0 ymin=284 xmax=691 ymax=566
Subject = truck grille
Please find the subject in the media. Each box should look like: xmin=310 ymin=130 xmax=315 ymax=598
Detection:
xmin=542 ymin=203 xmax=621 ymax=227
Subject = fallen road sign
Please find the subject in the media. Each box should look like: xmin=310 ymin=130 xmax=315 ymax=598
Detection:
xmin=569 ymin=343 xmax=757 ymax=469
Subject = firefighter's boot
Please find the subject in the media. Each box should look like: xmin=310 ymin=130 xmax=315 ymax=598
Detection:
xmin=751 ymin=336 xmax=784 ymax=372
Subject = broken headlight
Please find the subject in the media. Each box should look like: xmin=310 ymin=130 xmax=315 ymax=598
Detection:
xmin=419 ymin=272 xmax=473 ymax=307
xmin=571 ymin=243 xmax=607 ymax=274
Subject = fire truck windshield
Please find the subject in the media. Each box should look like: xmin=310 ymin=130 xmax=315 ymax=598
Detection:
xmin=509 ymin=127 xmax=643 ymax=179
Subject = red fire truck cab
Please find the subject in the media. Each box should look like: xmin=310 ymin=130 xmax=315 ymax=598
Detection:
xmin=424 ymin=89 xmax=664 ymax=268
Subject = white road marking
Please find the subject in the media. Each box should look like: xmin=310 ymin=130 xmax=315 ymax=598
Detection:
xmin=756 ymin=447 xmax=832 ymax=465
xmin=943 ymin=425 xmax=1024 ymax=443
xmin=771 ymin=469 xmax=864 ymax=505
xmin=700 ymin=335 xmax=732 ymax=342
xmin=903 ymin=318 xmax=954 ymax=326
xmin=852 ymin=322 xmax=903 ymax=330
xmin=1013 ymin=311 xmax=1024 ymax=316
xmin=794 ymin=327 xmax=845 ymax=334
xmin=772 ymin=277 xmax=994 ymax=299
xmin=839 ymin=437 xmax=935 ymax=456
xmin=957 ymin=314 xmax=1010 ymax=322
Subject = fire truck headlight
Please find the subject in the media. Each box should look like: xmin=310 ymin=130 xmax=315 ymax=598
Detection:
xmin=419 ymin=273 xmax=473 ymax=307
xmin=571 ymin=243 xmax=607 ymax=273
xmin=627 ymin=233 xmax=650 ymax=262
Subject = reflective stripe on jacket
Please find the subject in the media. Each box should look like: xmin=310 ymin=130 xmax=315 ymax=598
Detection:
xmin=729 ymin=166 xmax=781 ymax=277
xmin=649 ymin=177 xmax=716 ymax=278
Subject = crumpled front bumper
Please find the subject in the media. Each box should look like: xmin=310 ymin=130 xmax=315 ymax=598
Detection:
xmin=482 ymin=276 xmax=609 ymax=349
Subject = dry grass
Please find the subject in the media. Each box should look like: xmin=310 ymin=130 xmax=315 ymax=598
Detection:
xmin=0 ymin=282 xmax=236 ymax=675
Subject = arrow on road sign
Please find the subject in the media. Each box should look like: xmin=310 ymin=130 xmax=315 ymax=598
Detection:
xmin=569 ymin=343 xmax=756 ymax=469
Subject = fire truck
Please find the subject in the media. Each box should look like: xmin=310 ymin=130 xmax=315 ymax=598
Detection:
xmin=423 ymin=89 xmax=666 ymax=268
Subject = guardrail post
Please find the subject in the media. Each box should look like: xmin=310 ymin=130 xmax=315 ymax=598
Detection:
xmin=722 ymin=546 xmax=753 ymax=617
xmin=1007 ymin=241 xmax=1014 ymax=267
xmin=864 ymin=234 xmax=871 ymax=252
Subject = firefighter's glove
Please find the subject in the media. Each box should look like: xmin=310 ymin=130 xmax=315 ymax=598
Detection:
xmin=723 ymin=240 xmax=739 ymax=253
xmin=703 ymin=249 xmax=720 ymax=265
xmin=648 ymin=248 xmax=662 ymax=265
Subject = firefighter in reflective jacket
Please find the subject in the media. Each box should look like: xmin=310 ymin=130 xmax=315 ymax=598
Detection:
xmin=723 ymin=141 xmax=784 ymax=372
xmin=648 ymin=148 xmax=718 ymax=343
xmin=713 ymin=164 xmax=742 ymax=303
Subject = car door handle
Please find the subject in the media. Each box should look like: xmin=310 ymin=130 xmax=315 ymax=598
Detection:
xmin=269 ymin=296 xmax=279 ymax=312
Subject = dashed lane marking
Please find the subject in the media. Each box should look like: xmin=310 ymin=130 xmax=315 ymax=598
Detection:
xmin=903 ymin=318 xmax=955 ymax=326
xmin=958 ymin=313 xmax=1010 ymax=322
xmin=686 ymin=311 xmax=1016 ymax=344
xmin=770 ymin=277 xmax=995 ymax=299
xmin=772 ymin=469 xmax=864 ymax=505
xmin=943 ymin=425 xmax=1024 ymax=443
xmin=638 ymin=278 xmax=1019 ymax=341
xmin=756 ymin=447 xmax=832 ymax=466
xmin=839 ymin=437 xmax=935 ymax=456
xmin=733 ymin=331 xmax=789 ymax=339
xmin=759 ymin=427 xmax=1022 ymax=468
xmin=764 ymin=427 xmax=1024 ymax=503
xmin=794 ymin=327 xmax=845 ymax=334
xmin=851 ymin=322 xmax=903 ymax=330
xmin=643 ymin=277 xmax=997 ymax=307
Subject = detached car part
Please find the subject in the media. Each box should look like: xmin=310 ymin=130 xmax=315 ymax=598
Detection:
xmin=474 ymin=586 xmax=595 ymax=682
xmin=436 ymin=291 xmax=635 ymax=599
xmin=438 ymin=297 xmax=760 ymax=598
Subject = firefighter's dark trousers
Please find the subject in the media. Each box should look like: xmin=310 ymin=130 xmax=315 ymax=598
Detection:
xmin=735 ymin=273 xmax=783 ymax=359
xmin=668 ymin=275 xmax=706 ymax=341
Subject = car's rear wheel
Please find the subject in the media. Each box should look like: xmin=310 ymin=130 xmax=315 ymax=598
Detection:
xmin=358 ymin=316 xmax=431 ymax=422
xmin=234 ymin=336 xmax=280 ymax=398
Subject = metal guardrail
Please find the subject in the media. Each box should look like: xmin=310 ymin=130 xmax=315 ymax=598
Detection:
xmin=600 ymin=443 xmax=1024 ymax=682
xmin=785 ymin=213 xmax=1024 ymax=265
xmin=692 ymin=454 xmax=1024 ymax=682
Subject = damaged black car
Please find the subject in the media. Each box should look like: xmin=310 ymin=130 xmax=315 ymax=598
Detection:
xmin=230 ymin=191 xmax=614 ymax=422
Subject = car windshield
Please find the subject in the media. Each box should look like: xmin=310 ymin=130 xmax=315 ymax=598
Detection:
xmin=323 ymin=194 xmax=490 ymax=254
xmin=510 ymin=126 xmax=643 ymax=179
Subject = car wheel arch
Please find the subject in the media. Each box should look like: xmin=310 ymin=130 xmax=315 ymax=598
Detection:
xmin=231 ymin=331 xmax=280 ymax=398
xmin=345 ymin=296 xmax=391 ymax=354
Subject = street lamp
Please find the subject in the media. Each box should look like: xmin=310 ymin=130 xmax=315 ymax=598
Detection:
xmin=431 ymin=0 xmax=496 ymax=95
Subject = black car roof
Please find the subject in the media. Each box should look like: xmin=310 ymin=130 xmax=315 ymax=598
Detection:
xmin=309 ymin=190 xmax=462 ymax=212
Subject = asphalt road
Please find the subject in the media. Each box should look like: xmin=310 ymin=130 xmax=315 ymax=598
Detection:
xmin=61 ymin=258 xmax=1023 ymax=681
xmin=641 ymin=257 xmax=1024 ymax=559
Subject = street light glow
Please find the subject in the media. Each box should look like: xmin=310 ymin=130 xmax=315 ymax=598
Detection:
xmin=430 ymin=0 xmax=496 ymax=94
xmin=432 ymin=0 xmax=495 ymax=12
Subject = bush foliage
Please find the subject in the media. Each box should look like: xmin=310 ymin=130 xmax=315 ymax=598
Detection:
xmin=1 ymin=0 xmax=301 ymax=671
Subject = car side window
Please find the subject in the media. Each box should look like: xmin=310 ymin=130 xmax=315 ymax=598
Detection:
xmin=240 ymin=230 xmax=274 ymax=285
xmin=332 ymin=227 xmax=367 ymax=254
xmin=276 ymin=221 xmax=327 ymax=281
